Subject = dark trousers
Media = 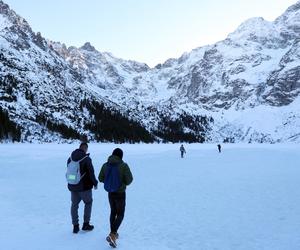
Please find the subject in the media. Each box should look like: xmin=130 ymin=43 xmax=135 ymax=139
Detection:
xmin=71 ymin=190 xmax=93 ymax=225
xmin=181 ymin=151 xmax=184 ymax=158
xmin=109 ymin=192 xmax=126 ymax=233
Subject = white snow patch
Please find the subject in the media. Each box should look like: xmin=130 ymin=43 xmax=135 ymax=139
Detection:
xmin=0 ymin=14 xmax=12 ymax=31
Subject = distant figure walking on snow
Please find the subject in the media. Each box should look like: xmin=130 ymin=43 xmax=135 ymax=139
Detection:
xmin=66 ymin=142 xmax=98 ymax=234
xmin=98 ymin=148 xmax=133 ymax=248
xmin=180 ymin=144 xmax=186 ymax=158
xmin=217 ymin=144 xmax=222 ymax=153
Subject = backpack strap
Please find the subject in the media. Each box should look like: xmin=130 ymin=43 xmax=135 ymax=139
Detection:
xmin=78 ymin=155 xmax=89 ymax=163
xmin=70 ymin=155 xmax=88 ymax=163
xmin=79 ymin=155 xmax=89 ymax=179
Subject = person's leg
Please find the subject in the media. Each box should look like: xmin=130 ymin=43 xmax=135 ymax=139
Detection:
xmin=71 ymin=191 xmax=81 ymax=225
xmin=111 ymin=192 xmax=126 ymax=233
xmin=109 ymin=192 xmax=117 ymax=233
xmin=80 ymin=190 xmax=93 ymax=224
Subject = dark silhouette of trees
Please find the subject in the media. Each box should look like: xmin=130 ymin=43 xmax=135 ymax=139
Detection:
xmin=81 ymin=99 xmax=155 ymax=143
xmin=35 ymin=114 xmax=85 ymax=140
xmin=0 ymin=74 xmax=18 ymax=102
xmin=152 ymin=112 xmax=212 ymax=143
xmin=0 ymin=107 xmax=21 ymax=142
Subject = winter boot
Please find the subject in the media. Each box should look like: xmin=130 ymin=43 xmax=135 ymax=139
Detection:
xmin=82 ymin=222 xmax=94 ymax=231
xmin=106 ymin=232 xmax=117 ymax=248
xmin=73 ymin=224 xmax=80 ymax=234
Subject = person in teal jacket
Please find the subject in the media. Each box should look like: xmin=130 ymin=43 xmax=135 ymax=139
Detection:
xmin=98 ymin=148 xmax=133 ymax=248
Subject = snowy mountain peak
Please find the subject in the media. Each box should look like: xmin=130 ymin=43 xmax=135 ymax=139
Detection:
xmin=80 ymin=42 xmax=97 ymax=52
xmin=275 ymin=1 xmax=300 ymax=37
xmin=0 ymin=0 xmax=9 ymax=13
xmin=227 ymin=17 xmax=280 ymax=42
xmin=0 ymin=1 xmax=30 ymax=30
xmin=284 ymin=0 xmax=300 ymax=14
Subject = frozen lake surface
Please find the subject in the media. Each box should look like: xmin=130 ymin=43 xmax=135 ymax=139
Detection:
xmin=0 ymin=143 xmax=299 ymax=250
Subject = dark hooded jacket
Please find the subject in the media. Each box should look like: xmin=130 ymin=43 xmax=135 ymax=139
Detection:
xmin=98 ymin=155 xmax=133 ymax=193
xmin=67 ymin=149 xmax=98 ymax=192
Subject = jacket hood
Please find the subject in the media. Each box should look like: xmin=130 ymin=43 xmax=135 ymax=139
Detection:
xmin=71 ymin=149 xmax=89 ymax=161
xmin=107 ymin=155 xmax=123 ymax=164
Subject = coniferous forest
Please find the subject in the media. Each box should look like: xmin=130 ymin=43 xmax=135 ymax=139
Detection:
xmin=81 ymin=99 xmax=155 ymax=143
xmin=0 ymin=107 xmax=21 ymax=142
xmin=0 ymin=97 xmax=212 ymax=143
xmin=152 ymin=112 xmax=212 ymax=143
xmin=35 ymin=114 xmax=85 ymax=141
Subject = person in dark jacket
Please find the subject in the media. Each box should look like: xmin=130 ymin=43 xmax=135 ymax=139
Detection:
xmin=180 ymin=144 xmax=186 ymax=158
xmin=98 ymin=148 xmax=133 ymax=248
xmin=67 ymin=142 xmax=98 ymax=234
xmin=217 ymin=144 xmax=222 ymax=153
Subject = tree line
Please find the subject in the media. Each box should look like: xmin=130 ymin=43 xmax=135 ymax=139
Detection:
xmin=81 ymin=99 xmax=155 ymax=143
xmin=35 ymin=114 xmax=86 ymax=141
xmin=152 ymin=112 xmax=212 ymax=143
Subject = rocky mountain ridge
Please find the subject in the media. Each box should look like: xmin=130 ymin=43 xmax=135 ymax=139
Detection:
xmin=1 ymin=0 xmax=300 ymax=143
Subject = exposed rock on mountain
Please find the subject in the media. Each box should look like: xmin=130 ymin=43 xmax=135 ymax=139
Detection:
xmin=1 ymin=0 xmax=300 ymax=143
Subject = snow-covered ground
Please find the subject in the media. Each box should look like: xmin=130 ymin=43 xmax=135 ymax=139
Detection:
xmin=0 ymin=143 xmax=300 ymax=250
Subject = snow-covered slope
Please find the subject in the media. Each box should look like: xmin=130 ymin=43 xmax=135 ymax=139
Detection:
xmin=1 ymin=0 xmax=300 ymax=143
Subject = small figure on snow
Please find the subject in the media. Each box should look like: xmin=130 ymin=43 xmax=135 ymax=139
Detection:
xmin=66 ymin=142 xmax=98 ymax=234
xmin=98 ymin=148 xmax=133 ymax=248
xmin=217 ymin=144 xmax=222 ymax=153
xmin=180 ymin=144 xmax=186 ymax=158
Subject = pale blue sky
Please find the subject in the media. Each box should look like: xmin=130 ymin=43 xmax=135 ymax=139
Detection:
xmin=4 ymin=0 xmax=297 ymax=66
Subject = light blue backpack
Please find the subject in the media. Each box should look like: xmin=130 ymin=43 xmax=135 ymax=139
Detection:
xmin=66 ymin=156 xmax=88 ymax=185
